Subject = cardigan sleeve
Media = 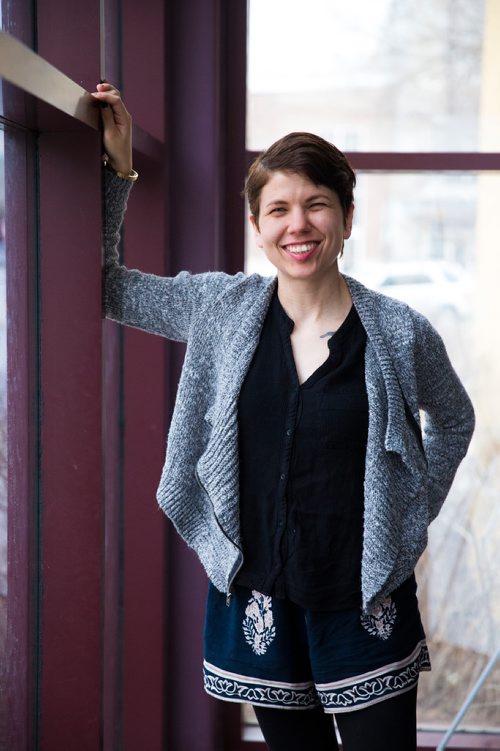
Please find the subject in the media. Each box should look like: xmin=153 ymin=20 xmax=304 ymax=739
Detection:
xmin=102 ymin=168 xmax=235 ymax=342
xmin=413 ymin=314 xmax=475 ymax=522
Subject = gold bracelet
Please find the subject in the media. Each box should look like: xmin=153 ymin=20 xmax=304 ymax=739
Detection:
xmin=114 ymin=168 xmax=139 ymax=182
xmin=103 ymin=157 xmax=139 ymax=182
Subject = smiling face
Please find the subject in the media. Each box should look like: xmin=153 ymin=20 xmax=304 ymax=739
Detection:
xmin=251 ymin=171 xmax=353 ymax=284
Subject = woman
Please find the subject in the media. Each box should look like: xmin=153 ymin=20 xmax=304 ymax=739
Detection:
xmin=92 ymin=82 xmax=475 ymax=751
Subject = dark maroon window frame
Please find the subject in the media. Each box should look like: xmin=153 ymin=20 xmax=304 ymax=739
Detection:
xmin=1 ymin=1 xmax=499 ymax=750
xmin=1 ymin=3 xmax=168 ymax=751
xmin=3 ymin=121 xmax=38 ymax=751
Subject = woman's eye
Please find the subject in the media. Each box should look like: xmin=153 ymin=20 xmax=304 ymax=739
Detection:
xmin=309 ymin=202 xmax=327 ymax=209
xmin=269 ymin=207 xmax=286 ymax=214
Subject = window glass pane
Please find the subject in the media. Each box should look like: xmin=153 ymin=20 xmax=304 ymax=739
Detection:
xmin=247 ymin=0 xmax=500 ymax=153
xmin=245 ymin=171 xmax=500 ymax=732
xmin=347 ymin=173 xmax=499 ymax=732
xmin=0 ymin=128 xmax=6 ymax=740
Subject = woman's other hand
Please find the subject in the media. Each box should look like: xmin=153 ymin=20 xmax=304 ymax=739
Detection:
xmin=91 ymin=82 xmax=133 ymax=175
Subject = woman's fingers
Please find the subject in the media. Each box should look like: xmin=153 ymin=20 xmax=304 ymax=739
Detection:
xmin=95 ymin=81 xmax=122 ymax=101
xmin=97 ymin=81 xmax=119 ymax=93
xmin=91 ymin=83 xmax=133 ymax=175
xmin=91 ymin=82 xmax=130 ymax=120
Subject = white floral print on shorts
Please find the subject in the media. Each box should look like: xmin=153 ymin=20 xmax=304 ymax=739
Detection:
xmin=242 ymin=590 xmax=277 ymax=655
xmin=360 ymin=596 xmax=397 ymax=640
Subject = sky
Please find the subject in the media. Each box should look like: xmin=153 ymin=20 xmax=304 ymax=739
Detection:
xmin=248 ymin=0 xmax=392 ymax=93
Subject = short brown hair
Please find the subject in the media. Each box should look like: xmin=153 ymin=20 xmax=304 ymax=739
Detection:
xmin=245 ymin=132 xmax=356 ymax=227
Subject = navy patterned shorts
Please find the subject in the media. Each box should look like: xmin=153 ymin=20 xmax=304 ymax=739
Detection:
xmin=203 ymin=578 xmax=431 ymax=714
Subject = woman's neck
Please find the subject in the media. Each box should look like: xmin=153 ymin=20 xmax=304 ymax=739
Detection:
xmin=276 ymin=268 xmax=351 ymax=327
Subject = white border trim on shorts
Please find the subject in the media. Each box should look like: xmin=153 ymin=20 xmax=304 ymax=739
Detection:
xmin=203 ymin=641 xmax=431 ymax=713
xmin=203 ymin=660 xmax=319 ymax=709
xmin=318 ymin=640 xmax=431 ymax=714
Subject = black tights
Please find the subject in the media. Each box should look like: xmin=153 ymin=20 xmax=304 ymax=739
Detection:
xmin=253 ymin=685 xmax=417 ymax=751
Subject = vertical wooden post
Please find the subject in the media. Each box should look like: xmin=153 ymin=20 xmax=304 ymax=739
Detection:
xmin=4 ymin=126 xmax=38 ymax=751
xmin=163 ymin=1 xmax=247 ymax=748
xmin=37 ymin=130 xmax=103 ymax=751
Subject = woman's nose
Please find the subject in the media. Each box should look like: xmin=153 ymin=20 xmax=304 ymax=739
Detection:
xmin=288 ymin=207 xmax=309 ymax=232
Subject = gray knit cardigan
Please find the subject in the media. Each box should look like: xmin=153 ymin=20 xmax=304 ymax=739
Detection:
xmin=104 ymin=171 xmax=475 ymax=610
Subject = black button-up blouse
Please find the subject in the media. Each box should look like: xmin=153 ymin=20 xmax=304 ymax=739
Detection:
xmin=235 ymin=290 xmax=369 ymax=611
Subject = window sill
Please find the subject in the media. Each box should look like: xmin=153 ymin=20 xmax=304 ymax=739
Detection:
xmin=243 ymin=726 xmax=500 ymax=749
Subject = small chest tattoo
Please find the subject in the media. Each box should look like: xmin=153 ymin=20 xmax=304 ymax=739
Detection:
xmin=320 ymin=331 xmax=335 ymax=339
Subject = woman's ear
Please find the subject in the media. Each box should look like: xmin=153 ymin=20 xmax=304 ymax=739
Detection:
xmin=343 ymin=203 xmax=354 ymax=240
xmin=249 ymin=214 xmax=264 ymax=248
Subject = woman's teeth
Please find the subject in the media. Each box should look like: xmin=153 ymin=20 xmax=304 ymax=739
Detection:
xmin=286 ymin=243 xmax=317 ymax=254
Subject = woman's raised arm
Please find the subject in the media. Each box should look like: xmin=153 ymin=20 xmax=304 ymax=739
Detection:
xmin=91 ymin=82 xmax=133 ymax=176
xmin=92 ymin=84 xmax=236 ymax=343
